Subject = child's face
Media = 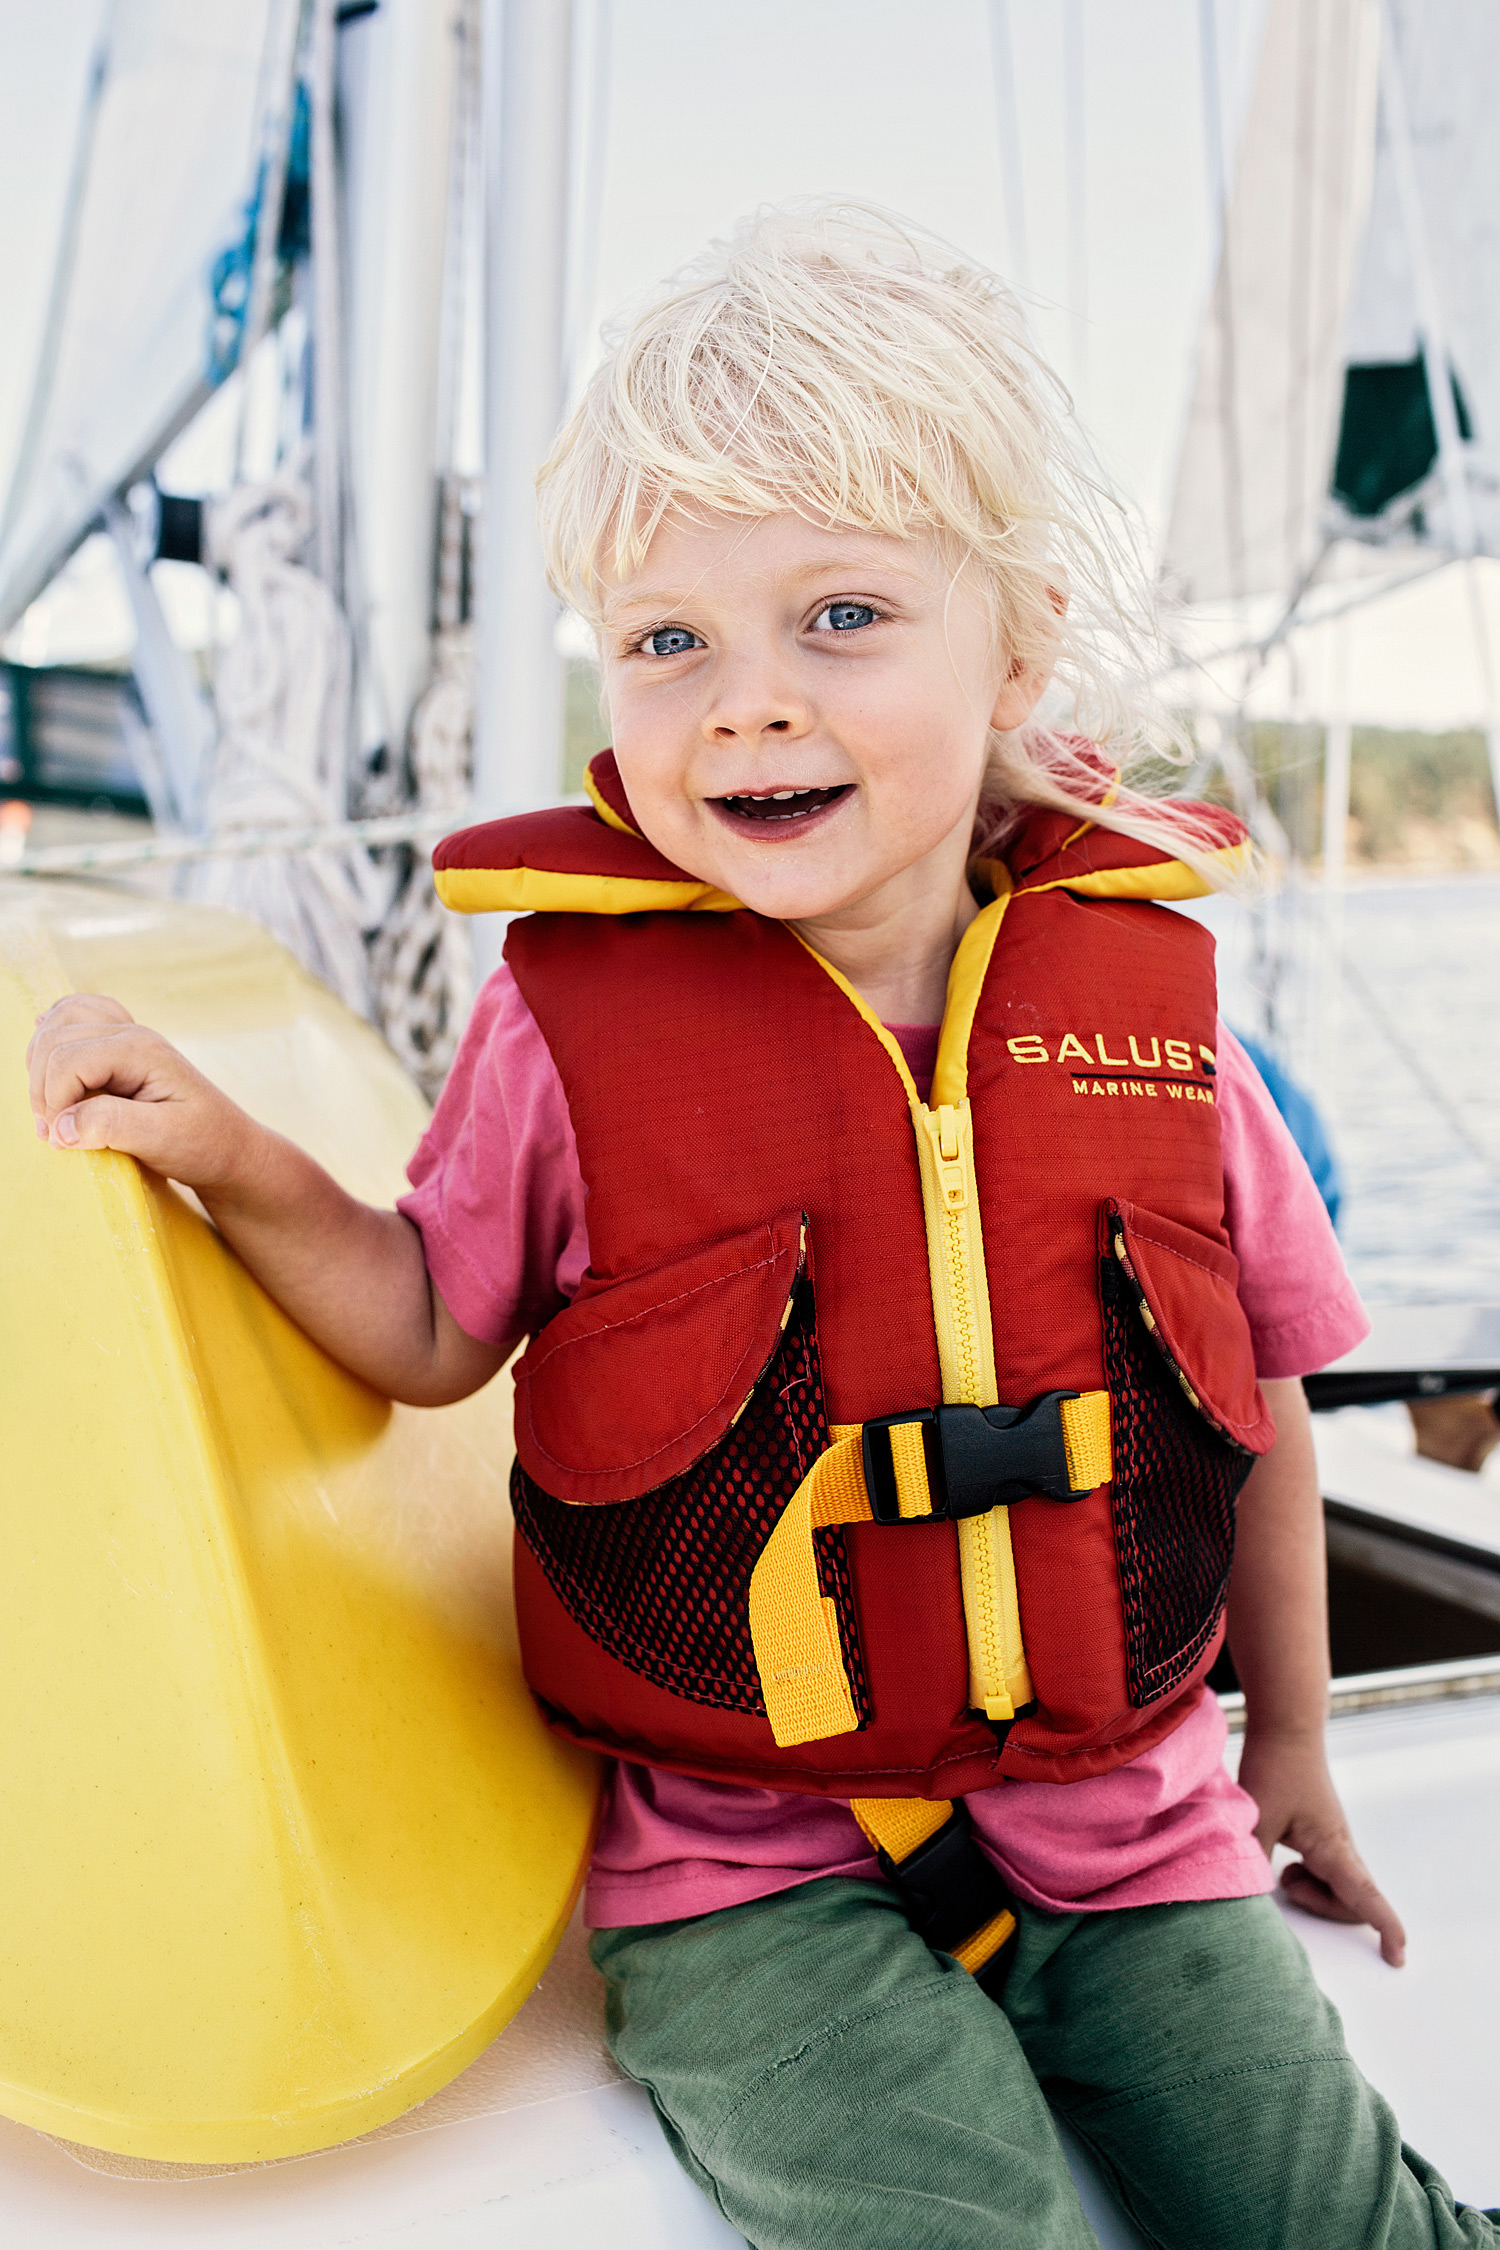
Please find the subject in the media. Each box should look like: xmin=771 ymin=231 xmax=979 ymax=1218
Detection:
xmin=599 ymin=511 xmax=1044 ymax=926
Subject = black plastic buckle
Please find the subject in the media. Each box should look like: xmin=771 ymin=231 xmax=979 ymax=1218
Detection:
xmin=875 ymin=1801 xmax=1018 ymax=1996
xmin=862 ymin=1391 xmax=1089 ymax=1523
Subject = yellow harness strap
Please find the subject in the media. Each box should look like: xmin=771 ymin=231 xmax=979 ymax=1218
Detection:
xmin=1060 ymin=1390 xmax=1113 ymax=1490
xmin=748 ymin=1396 xmax=1111 ymax=1750
xmin=851 ymin=1798 xmax=1018 ymax=1981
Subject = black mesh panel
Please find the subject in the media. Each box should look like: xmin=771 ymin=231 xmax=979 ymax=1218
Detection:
xmin=512 ymin=1280 xmax=871 ymax=1721
xmin=1100 ymin=1255 xmax=1254 ymax=1707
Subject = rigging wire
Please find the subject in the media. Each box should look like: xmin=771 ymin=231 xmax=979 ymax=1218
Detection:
xmin=1377 ymin=0 xmax=1500 ymax=823
xmin=1197 ymin=0 xmax=1248 ymax=618
xmin=565 ymin=0 xmax=613 ymax=401
xmin=987 ymin=0 xmax=1029 ymax=293
xmin=233 ymin=0 xmax=306 ymax=481
xmin=1326 ymin=908 xmax=1500 ymax=1184
xmin=1062 ymin=0 xmax=1088 ymax=414
xmin=309 ymin=0 xmax=346 ymax=600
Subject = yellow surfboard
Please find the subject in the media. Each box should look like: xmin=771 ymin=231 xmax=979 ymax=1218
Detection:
xmin=0 ymin=877 xmax=598 ymax=2163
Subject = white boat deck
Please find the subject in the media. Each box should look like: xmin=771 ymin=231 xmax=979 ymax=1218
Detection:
xmin=1315 ymin=1406 xmax=1500 ymax=1566
xmin=1 ymin=1687 xmax=1495 ymax=2248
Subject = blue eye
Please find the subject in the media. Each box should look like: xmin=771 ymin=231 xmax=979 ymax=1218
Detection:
xmin=815 ymin=602 xmax=878 ymax=632
xmin=642 ymin=626 xmax=700 ymax=657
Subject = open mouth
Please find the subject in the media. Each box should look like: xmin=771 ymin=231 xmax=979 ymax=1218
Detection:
xmin=713 ymin=785 xmax=852 ymax=826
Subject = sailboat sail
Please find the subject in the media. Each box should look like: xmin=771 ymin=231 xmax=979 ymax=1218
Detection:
xmin=1162 ymin=0 xmax=1378 ymax=606
xmin=1327 ymin=2 xmax=1500 ymax=560
xmin=1166 ymin=0 xmax=1500 ymax=608
xmin=0 ymin=0 xmax=297 ymax=638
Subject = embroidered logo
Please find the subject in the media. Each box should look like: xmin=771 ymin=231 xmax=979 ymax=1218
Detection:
xmin=1005 ymin=1034 xmax=1218 ymax=1105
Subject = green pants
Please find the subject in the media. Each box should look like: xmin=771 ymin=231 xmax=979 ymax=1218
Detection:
xmin=591 ymin=1878 xmax=1497 ymax=2250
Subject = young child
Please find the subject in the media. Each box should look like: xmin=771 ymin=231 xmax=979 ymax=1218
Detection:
xmin=28 ymin=206 xmax=1495 ymax=2249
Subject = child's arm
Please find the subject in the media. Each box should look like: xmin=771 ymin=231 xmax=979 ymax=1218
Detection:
xmin=1227 ymin=1375 xmax=1407 ymax=1966
xmin=27 ymin=995 xmax=507 ymax=1407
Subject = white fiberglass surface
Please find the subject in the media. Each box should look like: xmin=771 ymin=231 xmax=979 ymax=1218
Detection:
xmin=0 ymin=1694 xmax=1492 ymax=2246
xmin=1251 ymin=1693 xmax=1500 ymax=2209
xmin=1314 ymin=1408 xmax=1500 ymax=1557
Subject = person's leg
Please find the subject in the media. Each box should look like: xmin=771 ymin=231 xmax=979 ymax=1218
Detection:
xmin=1002 ymin=1892 xmax=1498 ymax=2250
xmin=591 ymin=1877 xmax=1097 ymax=2250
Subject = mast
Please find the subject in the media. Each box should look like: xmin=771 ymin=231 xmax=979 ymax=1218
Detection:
xmin=474 ymin=0 xmax=572 ymax=964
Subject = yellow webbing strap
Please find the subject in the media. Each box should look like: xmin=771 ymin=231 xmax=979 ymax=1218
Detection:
xmin=950 ymin=1908 xmax=1019 ymax=1974
xmin=850 ymin=1796 xmax=950 ymax=1861
xmin=1060 ymin=1390 xmax=1113 ymax=1491
xmin=748 ymin=1437 xmax=873 ymax=1747
xmin=750 ymin=1420 xmax=944 ymax=1748
xmin=850 ymin=1798 xmax=1017 ymax=1978
xmin=889 ymin=1420 xmax=935 ymax=1518
xmin=750 ymin=1398 xmax=1112 ymax=1750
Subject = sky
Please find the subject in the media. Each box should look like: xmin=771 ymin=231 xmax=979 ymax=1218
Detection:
xmin=580 ymin=0 xmax=1263 ymax=533
xmin=0 ymin=0 xmax=1268 ymax=566
xmin=12 ymin=0 xmax=1499 ymax=735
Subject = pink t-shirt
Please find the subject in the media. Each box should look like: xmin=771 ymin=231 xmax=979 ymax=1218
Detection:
xmin=400 ymin=968 xmax=1369 ymax=1930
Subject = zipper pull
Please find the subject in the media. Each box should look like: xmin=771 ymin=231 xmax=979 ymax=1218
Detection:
xmin=922 ymin=1103 xmax=969 ymax=1212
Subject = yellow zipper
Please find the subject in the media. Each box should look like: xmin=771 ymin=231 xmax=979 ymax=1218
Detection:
xmin=912 ymin=1097 xmax=1032 ymax=1722
xmin=791 ymin=901 xmax=1034 ymax=1726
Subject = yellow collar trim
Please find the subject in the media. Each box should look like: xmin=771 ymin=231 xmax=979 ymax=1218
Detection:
xmin=789 ymin=861 xmax=1014 ymax=1108
xmin=932 ymin=868 xmax=1013 ymax=1109
xmin=582 ymin=765 xmax=641 ymax=838
xmin=1014 ymin=839 xmax=1249 ymax=905
xmin=788 ymin=932 xmax=920 ymax=1101
xmin=435 ymin=865 xmax=743 ymax=916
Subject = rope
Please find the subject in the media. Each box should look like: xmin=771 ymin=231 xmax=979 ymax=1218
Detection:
xmin=187 ymin=474 xmax=385 ymax=1017
xmin=370 ymin=619 xmax=476 ymax=1096
xmin=8 ymin=809 xmax=458 ymax=878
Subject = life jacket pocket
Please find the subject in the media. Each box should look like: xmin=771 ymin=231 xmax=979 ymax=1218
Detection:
xmin=514 ymin=1209 xmax=808 ymax=1505
xmin=510 ymin=1213 xmax=870 ymax=1722
xmin=1098 ymin=1198 xmax=1275 ymax=1708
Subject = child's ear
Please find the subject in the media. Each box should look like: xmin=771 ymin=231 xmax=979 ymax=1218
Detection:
xmin=990 ymin=654 xmax=1052 ymax=732
xmin=990 ymin=583 xmax=1065 ymax=731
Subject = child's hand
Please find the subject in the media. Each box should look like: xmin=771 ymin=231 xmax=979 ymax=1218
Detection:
xmin=1238 ymin=1728 xmax=1407 ymax=1967
xmin=27 ymin=995 xmax=504 ymax=1407
xmin=27 ymin=994 xmax=258 ymax=1194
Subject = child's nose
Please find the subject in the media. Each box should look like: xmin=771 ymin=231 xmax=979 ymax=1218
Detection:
xmin=700 ymin=655 xmax=813 ymax=745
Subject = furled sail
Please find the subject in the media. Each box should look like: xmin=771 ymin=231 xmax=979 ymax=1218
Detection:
xmin=1162 ymin=0 xmax=1379 ymax=606
xmin=1327 ymin=2 xmax=1500 ymax=560
xmin=1164 ymin=0 xmax=1500 ymax=607
xmin=0 ymin=0 xmax=297 ymax=637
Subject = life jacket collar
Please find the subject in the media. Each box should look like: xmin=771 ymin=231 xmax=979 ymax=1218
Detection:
xmin=432 ymin=751 xmax=1250 ymax=918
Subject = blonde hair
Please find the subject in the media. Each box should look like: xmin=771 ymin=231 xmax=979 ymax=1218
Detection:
xmin=538 ymin=200 xmax=1239 ymax=880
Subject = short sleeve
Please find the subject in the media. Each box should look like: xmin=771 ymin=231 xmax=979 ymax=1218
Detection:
xmin=397 ymin=965 xmax=589 ymax=1349
xmin=1216 ymin=1023 xmax=1369 ymax=1379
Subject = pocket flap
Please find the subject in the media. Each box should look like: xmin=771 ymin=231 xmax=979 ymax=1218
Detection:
xmin=514 ymin=1211 xmax=807 ymax=1505
xmin=1103 ymin=1199 xmax=1275 ymax=1453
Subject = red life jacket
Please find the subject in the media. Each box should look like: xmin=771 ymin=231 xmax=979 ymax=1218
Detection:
xmin=433 ymin=754 xmax=1273 ymax=1803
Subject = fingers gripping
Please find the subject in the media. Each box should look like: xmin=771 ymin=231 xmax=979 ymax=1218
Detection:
xmin=27 ymin=993 xmax=139 ymax=1120
xmin=54 ymin=1093 xmax=136 ymax=1153
xmin=36 ymin=1024 xmax=168 ymax=1135
xmin=26 ymin=991 xmax=135 ymax=1067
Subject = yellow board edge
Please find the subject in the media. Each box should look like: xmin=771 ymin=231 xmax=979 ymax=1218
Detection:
xmin=0 ymin=880 xmax=599 ymax=2161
